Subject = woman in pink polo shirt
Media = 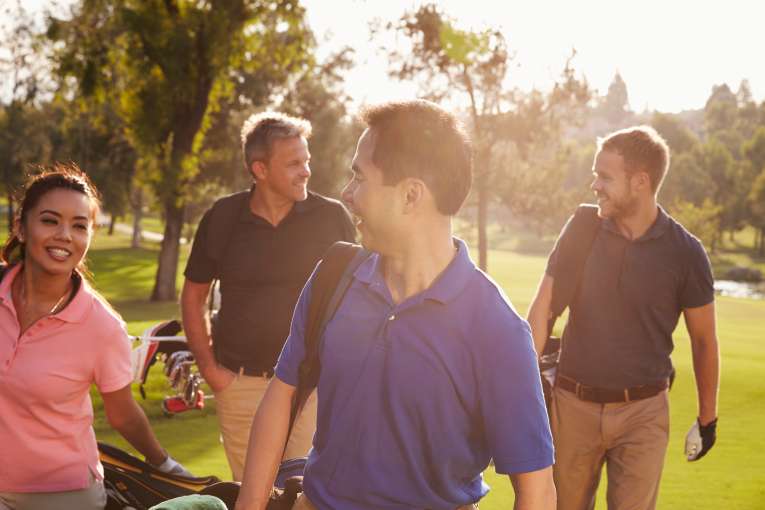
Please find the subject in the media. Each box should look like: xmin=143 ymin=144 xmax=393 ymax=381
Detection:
xmin=0 ymin=165 xmax=190 ymax=510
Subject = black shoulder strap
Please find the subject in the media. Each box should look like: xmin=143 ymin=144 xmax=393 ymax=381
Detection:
xmin=547 ymin=204 xmax=602 ymax=333
xmin=289 ymin=242 xmax=369 ymax=431
xmin=206 ymin=190 xmax=250 ymax=263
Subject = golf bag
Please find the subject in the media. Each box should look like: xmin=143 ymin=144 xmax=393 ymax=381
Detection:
xmin=100 ymin=442 xmax=306 ymax=510
xmin=99 ymin=442 xmax=225 ymax=509
xmin=130 ymin=320 xmax=208 ymax=415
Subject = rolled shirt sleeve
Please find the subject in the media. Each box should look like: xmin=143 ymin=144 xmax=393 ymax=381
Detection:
xmin=476 ymin=313 xmax=554 ymax=474
xmin=94 ymin=319 xmax=133 ymax=393
xmin=679 ymin=237 xmax=715 ymax=309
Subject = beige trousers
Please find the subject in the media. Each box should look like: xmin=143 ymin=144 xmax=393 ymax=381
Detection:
xmin=550 ymin=386 xmax=670 ymax=510
xmin=215 ymin=373 xmax=318 ymax=482
xmin=291 ymin=493 xmax=479 ymax=510
xmin=0 ymin=472 xmax=106 ymax=510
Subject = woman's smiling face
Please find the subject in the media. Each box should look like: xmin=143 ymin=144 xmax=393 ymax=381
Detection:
xmin=18 ymin=188 xmax=95 ymax=276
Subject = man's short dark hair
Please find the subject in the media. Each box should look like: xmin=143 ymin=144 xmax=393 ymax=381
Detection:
xmin=240 ymin=112 xmax=312 ymax=171
xmin=598 ymin=125 xmax=670 ymax=193
xmin=360 ymin=100 xmax=472 ymax=215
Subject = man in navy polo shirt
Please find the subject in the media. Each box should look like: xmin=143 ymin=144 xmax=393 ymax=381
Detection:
xmin=235 ymin=100 xmax=555 ymax=510
xmin=527 ymin=126 xmax=720 ymax=510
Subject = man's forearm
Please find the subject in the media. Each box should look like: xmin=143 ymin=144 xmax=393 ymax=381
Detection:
xmin=691 ymin=334 xmax=720 ymax=424
xmin=180 ymin=285 xmax=216 ymax=369
xmin=510 ymin=467 xmax=556 ymax=510
xmin=527 ymin=303 xmax=549 ymax=357
xmin=527 ymin=274 xmax=554 ymax=357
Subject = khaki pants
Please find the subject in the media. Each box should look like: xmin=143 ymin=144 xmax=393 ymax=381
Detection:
xmin=551 ymin=386 xmax=670 ymax=510
xmin=0 ymin=472 xmax=106 ymax=510
xmin=291 ymin=493 xmax=478 ymax=510
xmin=215 ymin=373 xmax=318 ymax=481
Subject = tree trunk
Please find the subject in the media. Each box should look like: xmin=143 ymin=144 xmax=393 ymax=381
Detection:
xmin=760 ymin=227 xmax=765 ymax=257
xmin=131 ymin=188 xmax=143 ymax=249
xmin=108 ymin=215 xmax=116 ymax=235
xmin=477 ymin=169 xmax=488 ymax=272
xmin=151 ymin=202 xmax=184 ymax=301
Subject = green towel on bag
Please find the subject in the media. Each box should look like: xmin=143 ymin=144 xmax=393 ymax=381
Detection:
xmin=149 ymin=494 xmax=228 ymax=510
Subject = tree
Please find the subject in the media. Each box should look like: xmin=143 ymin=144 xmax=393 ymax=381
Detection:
xmin=0 ymin=1 xmax=52 ymax=228
xmin=279 ymin=49 xmax=362 ymax=196
xmin=601 ymin=72 xmax=629 ymax=125
xmin=750 ymin=169 xmax=765 ymax=255
xmin=49 ymin=0 xmax=314 ymax=300
xmin=742 ymin=127 xmax=765 ymax=251
xmin=704 ymin=84 xmax=741 ymax=157
xmin=651 ymin=112 xmax=699 ymax=155
xmin=376 ymin=4 xmax=590 ymax=270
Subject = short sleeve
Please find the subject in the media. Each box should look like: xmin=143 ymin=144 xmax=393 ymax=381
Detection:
xmin=94 ymin=319 xmax=133 ymax=393
xmin=679 ymin=239 xmax=714 ymax=309
xmin=545 ymin=213 xmax=574 ymax=277
xmin=184 ymin=209 xmax=217 ymax=283
xmin=274 ymin=272 xmax=315 ymax=386
xmin=477 ymin=315 xmax=554 ymax=474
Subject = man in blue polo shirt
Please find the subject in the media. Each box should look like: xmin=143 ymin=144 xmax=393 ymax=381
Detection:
xmin=235 ymin=100 xmax=555 ymax=510
xmin=527 ymin=126 xmax=720 ymax=510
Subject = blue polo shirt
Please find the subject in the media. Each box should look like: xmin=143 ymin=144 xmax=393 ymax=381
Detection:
xmin=276 ymin=239 xmax=553 ymax=510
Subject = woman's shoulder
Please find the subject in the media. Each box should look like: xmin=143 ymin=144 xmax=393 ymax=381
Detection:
xmin=78 ymin=280 xmax=127 ymax=334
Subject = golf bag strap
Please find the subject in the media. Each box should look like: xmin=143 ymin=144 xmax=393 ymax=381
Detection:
xmin=290 ymin=242 xmax=369 ymax=433
xmin=547 ymin=204 xmax=602 ymax=336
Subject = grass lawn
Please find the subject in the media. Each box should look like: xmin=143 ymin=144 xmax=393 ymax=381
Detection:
xmin=39 ymin=229 xmax=765 ymax=508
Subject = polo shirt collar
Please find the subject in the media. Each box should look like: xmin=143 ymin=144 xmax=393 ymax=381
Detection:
xmin=0 ymin=263 xmax=90 ymax=323
xmin=639 ymin=205 xmax=670 ymax=241
xmin=353 ymin=237 xmax=475 ymax=305
xmin=238 ymin=184 xmax=322 ymax=222
xmin=602 ymin=205 xmax=670 ymax=242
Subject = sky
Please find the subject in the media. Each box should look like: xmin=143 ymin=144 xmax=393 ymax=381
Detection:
xmin=6 ymin=0 xmax=765 ymax=113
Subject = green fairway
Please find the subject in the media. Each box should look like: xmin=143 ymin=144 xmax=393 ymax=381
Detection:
xmin=77 ymin=231 xmax=765 ymax=509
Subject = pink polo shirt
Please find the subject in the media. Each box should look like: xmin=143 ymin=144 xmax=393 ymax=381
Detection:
xmin=0 ymin=264 xmax=133 ymax=492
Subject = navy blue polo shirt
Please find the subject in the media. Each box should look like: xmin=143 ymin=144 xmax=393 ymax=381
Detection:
xmin=546 ymin=206 xmax=714 ymax=389
xmin=276 ymin=239 xmax=553 ymax=510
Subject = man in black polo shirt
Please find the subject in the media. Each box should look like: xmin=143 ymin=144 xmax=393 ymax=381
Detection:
xmin=528 ymin=126 xmax=720 ymax=510
xmin=181 ymin=112 xmax=355 ymax=481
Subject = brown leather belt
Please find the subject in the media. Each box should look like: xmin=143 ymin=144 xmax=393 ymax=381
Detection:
xmin=557 ymin=374 xmax=668 ymax=403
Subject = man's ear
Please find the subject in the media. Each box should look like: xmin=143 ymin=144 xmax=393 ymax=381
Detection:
xmin=632 ymin=170 xmax=651 ymax=193
xmin=401 ymin=178 xmax=426 ymax=213
xmin=250 ymin=161 xmax=267 ymax=181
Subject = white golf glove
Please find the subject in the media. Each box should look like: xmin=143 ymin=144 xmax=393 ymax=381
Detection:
xmin=156 ymin=455 xmax=194 ymax=477
xmin=685 ymin=417 xmax=717 ymax=461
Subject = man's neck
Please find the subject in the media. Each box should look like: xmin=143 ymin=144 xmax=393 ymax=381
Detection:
xmin=381 ymin=222 xmax=456 ymax=305
xmin=249 ymin=185 xmax=297 ymax=227
xmin=614 ymin=198 xmax=659 ymax=240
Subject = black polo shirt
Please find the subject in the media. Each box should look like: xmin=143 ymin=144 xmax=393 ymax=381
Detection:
xmin=546 ymin=206 xmax=714 ymax=389
xmin=184 ymin=188 xmax=356 ymax=373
